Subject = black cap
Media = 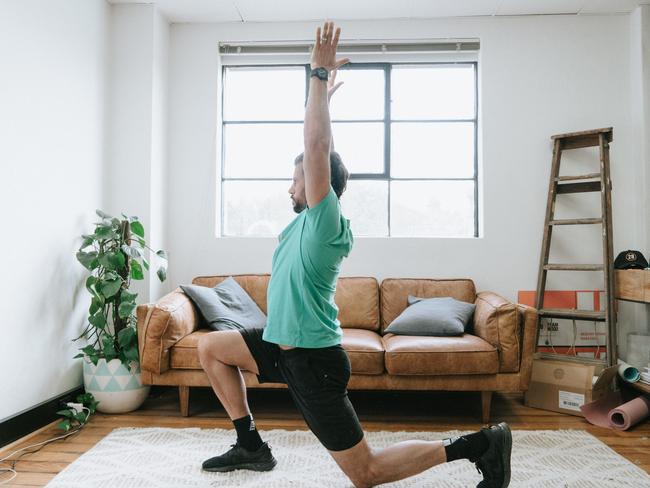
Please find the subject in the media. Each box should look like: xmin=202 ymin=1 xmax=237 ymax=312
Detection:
xmin=614 ymin=250 xmax=649 ymax=270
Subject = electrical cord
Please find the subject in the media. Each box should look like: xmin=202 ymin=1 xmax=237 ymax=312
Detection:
xmin=0 ymin=406 xmax=90 ymax=485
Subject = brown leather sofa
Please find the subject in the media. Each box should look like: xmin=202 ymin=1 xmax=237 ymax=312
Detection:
xmin=136 ymin=274 xmax=538 ymax=422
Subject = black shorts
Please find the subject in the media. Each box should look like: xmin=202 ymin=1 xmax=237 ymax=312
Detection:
xmin=239 ymin=327 xmax=364 ymax=452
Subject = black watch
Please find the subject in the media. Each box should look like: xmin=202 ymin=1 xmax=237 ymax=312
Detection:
xmin=310 ymin=67 xmax=329 ymax=81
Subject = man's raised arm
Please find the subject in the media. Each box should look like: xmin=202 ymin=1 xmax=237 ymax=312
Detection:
xmin=303 ymin=21 xmax=348 ymax=208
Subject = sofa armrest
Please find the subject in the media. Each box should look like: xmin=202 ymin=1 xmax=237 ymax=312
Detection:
xmin=473 ymin=291 xmax=521 ymax=373
xmin=136 ymin=287 xmax=200 ymax=374
xmin=515 ymin=303 xmax=538 ymax=390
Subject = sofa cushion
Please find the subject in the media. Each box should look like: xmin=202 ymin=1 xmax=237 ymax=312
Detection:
xmin=170 ymin=329 xmax=211 ymax=370
xmin=473 ymin=292 xmax=521 ymax=373
xmin=384 ymin=295 xmax=475 ymax=336
xmin=380 ymin=279 xmax=476 ymax=333
xmin=192 ymin=274 xmax=381 ymax=332
xmin=180 ymin=277 xmax=267 ymax=331
xmin=170 ymin=328 xmax=385 ymax=374
xmin=192 ymin=274 xmax=270 ymax=313
xmin=341 ymin=329 xmax=384 ymax=374
xmin=382 ymin=333 xmax=498 ymax=375
xmin=335 ymin=277 xmax=380 ymax=331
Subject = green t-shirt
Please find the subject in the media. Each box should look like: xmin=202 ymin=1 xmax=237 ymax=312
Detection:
xmin=262 ymin=184 xmax=353 ymax=348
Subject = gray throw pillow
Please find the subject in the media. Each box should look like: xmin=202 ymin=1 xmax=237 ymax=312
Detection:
xmin=180 ymin=277 xmax=266 ymax=331
xmin=384 ymin=295 xmax=476 ymax=336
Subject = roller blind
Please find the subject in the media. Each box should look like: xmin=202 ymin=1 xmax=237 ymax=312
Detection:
xmin=219 ymin=39 xmax=479 ymax=65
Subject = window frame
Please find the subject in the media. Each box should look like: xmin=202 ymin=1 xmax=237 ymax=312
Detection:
xmin=220 ymin=61 xmax=479 ymax=238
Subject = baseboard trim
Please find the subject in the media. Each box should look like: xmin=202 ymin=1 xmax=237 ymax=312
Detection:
xmin=0 ymin=385 xmax=85 ymax=449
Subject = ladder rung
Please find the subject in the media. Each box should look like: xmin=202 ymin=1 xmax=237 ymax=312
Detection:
xmin=537 ymin=352 xmax=608 ymax=366
xmin=539 ymin=309 xmax=606 ymax=321
xmin=544 ymin=264 xmax=604 ymax=271
xmin=551 ymin=127 xmax=613 ymax=149
xmin=549 ymin=218 xmax=602 ymax=226
xmin=556 ymin=181 xmax=601 ymax=194
xmin=555 ymin=173 xmax=601 ymax=182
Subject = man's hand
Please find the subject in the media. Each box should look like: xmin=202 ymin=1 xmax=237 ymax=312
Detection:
xmin=311 ymin=21 xmax=349 ymax=72
xmin=327 ymin=69 xmax=343 ymax=103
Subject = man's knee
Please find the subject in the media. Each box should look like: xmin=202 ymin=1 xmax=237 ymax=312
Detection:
xmin=197 ymin=333 xmax=221 ymax=364
xmin=340 ymin=453 xmax=380 ymax=488
xmin=349 ymin=465 xmax=380 ymax=488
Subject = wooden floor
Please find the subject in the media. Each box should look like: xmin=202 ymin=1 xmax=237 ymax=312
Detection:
xmin=1 ymin=386 xmax=649 ymax=486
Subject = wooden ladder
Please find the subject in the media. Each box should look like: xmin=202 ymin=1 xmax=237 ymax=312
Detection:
xmin=534 ymin=127 xmax=617 ymax=367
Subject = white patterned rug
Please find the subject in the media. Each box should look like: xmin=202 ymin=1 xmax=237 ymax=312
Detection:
xmin=45 ymin=427 xmax=650 ymax=487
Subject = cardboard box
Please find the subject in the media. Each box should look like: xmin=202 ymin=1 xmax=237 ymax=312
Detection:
xmin=524 ymin=355 xmax=618 ymax=416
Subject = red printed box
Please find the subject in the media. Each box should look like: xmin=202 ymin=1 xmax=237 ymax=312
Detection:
xmin=518 ymin=290 xmax=607 ymax=361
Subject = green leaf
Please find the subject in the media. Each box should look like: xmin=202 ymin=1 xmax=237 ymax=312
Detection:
xmin=121 ymin=290 xmax=137 ymax=303
xmin=95 ymin=225 xmax=116 ymax=240
xmin=102 ymin=336 xmax=117 ymax=359
xmin=56 ymin=409 xmax=74 ymax=418
xmin=81 ymin=345 xmax=98 ymax=356
xmin=104 ymin=270 xmax=119 ymax=281
xmin=57 ymin=419 xmax=71 ymax=431
xmin=79 ymin=236 xmax=94 ymax=250
xmin=121 ymin=244 xmax=141 ymax=259
xmin=89 ymin=297 xmax=103 ymax=315
xmin=111 ymin=251 xmax=126 ymax=268
xmin=85 ymin=275 xmax=97 ymax=291
xmin=155 ymin=250 xmax=168 ymax=260
xmin=73 ymin=411 xmax=87 ymax=423
xmin=130 ymin=260 xmax=144 ymax=280
xmin=73 ymin=353 xmax=84 ymax=359
xmin=156 ymin=266 xmax=167 ymax=282
xmin=99 ymin=251 xmax=126 ymax=270
xmin=96 ymin=209 xmax=112 ymax=219
xmin=76 ymin=251 xmax=98 ymax=270
xmin=124 ymin=345 xmax=140 ymax=361
xmin=142 ymin=259 xmax=149 ymax=271
xmin=117 ymin=327 xmax=136 ymax=348
xmin=88 ymin=312 xmax=106 ymax=329
xmin=130 ymin=221 xmax=145 ymax=238
xmin=99 ymin=278 xmax=122 ymax=299
xmin=118 ymin=301 xmax=136 ymax=320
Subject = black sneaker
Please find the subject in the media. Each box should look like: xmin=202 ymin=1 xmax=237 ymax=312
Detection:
xmin=470 ymin=422 xmax=512 ymax=488
xmin=202 ymin=441 xmax=277 ymax=473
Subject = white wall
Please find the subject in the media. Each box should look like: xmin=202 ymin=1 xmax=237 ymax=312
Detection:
xmin=166 ymin=14 xmax=646 ymax=359
xmin=625 ymin=5 xmax=650 ymax=360
xmin=150 ymin=10 xmax=170 ymax=301
xmin=0 ymin=0 xmax=110 ymax=421
xmin=105 ymin=4 xmax=169 ymax=304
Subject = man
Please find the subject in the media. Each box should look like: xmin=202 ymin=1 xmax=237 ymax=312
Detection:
xmin=197 ymin=21 xmax=512 ymax=488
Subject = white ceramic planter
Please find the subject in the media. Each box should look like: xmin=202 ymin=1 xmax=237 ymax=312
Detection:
xmin=83 ymin=358 xmax=150 ymax=413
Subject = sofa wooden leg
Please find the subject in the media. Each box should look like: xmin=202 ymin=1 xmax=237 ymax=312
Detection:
xmin=481 ymin=391 xmax=492 ymax=423
xmin=179 ymin=386 xmax=190 ymax=417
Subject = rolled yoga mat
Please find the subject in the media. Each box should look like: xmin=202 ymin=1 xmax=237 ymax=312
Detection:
xmin=607 ymin=395 xmax=650 ymax=430
xmin=617 ymin=359 xmax=640 ymax=383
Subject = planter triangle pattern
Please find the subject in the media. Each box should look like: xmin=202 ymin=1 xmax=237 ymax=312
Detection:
xmin=83 ymin=359 xmax=143 ymax=392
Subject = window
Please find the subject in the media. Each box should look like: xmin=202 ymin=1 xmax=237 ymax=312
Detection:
xmin=220 ymin=61 xmax=478 ymax=237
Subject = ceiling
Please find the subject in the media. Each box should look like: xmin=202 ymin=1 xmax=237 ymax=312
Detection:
xmin=108 ymin=0 xmax=650 ymax=23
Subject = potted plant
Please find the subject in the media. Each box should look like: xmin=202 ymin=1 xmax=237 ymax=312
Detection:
xmin=74 ymin=209 xmax=167 ymax=413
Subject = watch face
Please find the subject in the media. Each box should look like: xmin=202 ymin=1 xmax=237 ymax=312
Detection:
xmin=312 ymin=68 xmax=328 ymax=80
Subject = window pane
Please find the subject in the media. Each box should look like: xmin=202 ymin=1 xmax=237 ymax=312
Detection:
xmin=339 ymin=180 xmax=388 ymax=237
xmin=392 ymin=65 xmax=475 ymax=120
xmin=223 ymin=181 xmax=295 ymax=236
xmin=390 ymin=181 xmax=474 ymax=237
xmin=332 ymin=122 xmax=383 ymax=174
xmin=224 ymin=66 xmax=305 ymax=121
xmin=224 ymin=123 xmax=302 ymax=178
xmin=329 ymin=69 xmax=384 ymax=120
xmin=391 ymin=122 xmax=474 ymax=178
